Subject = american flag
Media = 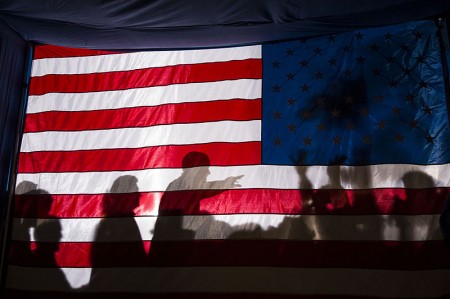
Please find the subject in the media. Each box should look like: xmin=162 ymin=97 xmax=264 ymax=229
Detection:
xmin=5 ymin=20 xmax=450 ymax=298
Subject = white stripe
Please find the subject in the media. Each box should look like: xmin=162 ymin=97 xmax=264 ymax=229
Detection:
xmin=20 ymin=120 xmax=261 ymax=152
xmin=31 ymin=45 xmax=261 ymax=77
xmin=26 ymin=79 xmax=261 ymax=113
xmin=12 ymin=214 xmax=442 ymax=242
xmin=7 ymin=266 xmax=450 ymax=297
xmin=15 ymin=164 xmax=450 ymax=194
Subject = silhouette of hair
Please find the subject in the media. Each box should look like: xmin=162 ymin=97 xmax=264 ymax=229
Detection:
xmin=16 ymin=182 xmax=54 ymax=216
xmin=402 ymin=171 xmax=434 ymax=188
xmin=103 ymin=175 xmax=140 ymax=216
xmin=34 ymin=220 xmax=62 ymax=244
xmin=110 ymin=175 xmax=139 ymax=193
xmin=17 ymin=184 xmax=54 ymax=217
xmin=36 ymin=190 xmax=54 ymax=217
xmin=32 ymin=219 xmax=70 ymax=288
xmin=15 ymin=181 xmax=38 ymax=194
xmin=182 ymin=152 xmax=211 ymax=168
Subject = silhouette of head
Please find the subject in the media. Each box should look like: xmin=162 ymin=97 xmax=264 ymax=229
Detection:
xmin=15 ymin=181 xmax=38 ymax=195
xmin=103 ymin=175 xmax=140 ymax=216
xmin=402 ymin=171 xmax=434 ymax=188
xmin=34 ymin=220 xmax=62 ymax=253
xmin=16 ymin=182 xmax=54 ymax=217
xmin=182 ymin=152 xmax=211 ymax=168
xmin=37 ymin=191 xmax=54 ymax=217
xmin=402 ymin=171 xmax=435 ymax=201
xmin=181 ymin=152 xmax=211 ymax=182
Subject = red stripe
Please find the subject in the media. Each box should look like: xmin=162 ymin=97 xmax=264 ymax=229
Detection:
xmin=34 ymin=45 xmax=119 ymax=59
xmin=23 ymin=99 xmax=261 ymax=133
xmin=17 ymin=142 xmax=261 ymax=173
xmin=14 ymin=188 xmax=449 ymax=218
xmin=9 ymin=240 xmax=450 ymax=269
xmin=29 ymin=59 xmax=262 ymax=95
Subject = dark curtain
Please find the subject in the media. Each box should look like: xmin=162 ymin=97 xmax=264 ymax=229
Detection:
xmin=0 ymin=20 xmax=27 ymax=275
xmin=0 ymin=0 xmax=449 ymax=50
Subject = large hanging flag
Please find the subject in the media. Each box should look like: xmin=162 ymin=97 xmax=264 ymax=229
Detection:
xmin=6 ymin=20 xmax=450 ymax=298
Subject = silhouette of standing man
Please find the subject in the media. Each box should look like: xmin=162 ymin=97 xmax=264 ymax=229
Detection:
xmin=89 ymin=175 xmax=146 ymax=288
xmin=151 ymin=152 xmax=243 ymax=243
xmin=157 ymin=151 xmax=243 ymax=216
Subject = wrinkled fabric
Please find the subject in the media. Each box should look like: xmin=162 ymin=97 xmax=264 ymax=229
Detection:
xmin=0 ymin=20 xmax=27 ymax=258
xmin=0 ymin=0 xmax=450 ymax=49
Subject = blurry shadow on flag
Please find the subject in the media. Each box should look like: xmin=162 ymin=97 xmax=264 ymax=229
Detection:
xmin=33 ymin=215 xmax=71 ymax=289
xmin=6 ymin=181 xmax=72 ymax=295
xmin=88 ymin=175 xmax=146 ymax=288
xmin=287 ymin=75 xmax=385 ymax=242
xmin=293 ymin=150 xmax=381 ymax=241
xmin=12 ymin=181 xmax=41 ymax=263
xmin=149 ymin=151 xmax=243 ymax=264
xmin=391 ymin=171 xmax=443 ymax=241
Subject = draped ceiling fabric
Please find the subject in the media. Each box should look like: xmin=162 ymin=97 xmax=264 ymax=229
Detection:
xmin=0 ymin=0 xmax=450 ymax=50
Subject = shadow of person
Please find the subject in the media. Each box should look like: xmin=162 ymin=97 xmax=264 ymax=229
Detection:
xmin=157 ymin=151 xmax=243 ymax=216
xmin=235 ymin=215 xmax=315 ymax=269
xmin=223 ymin=150 xmax=317 ymax=267
xmin=32 ymin=218 xmax=71 ymax=289
xmin=89 ymin=175 xmax=146 ymax=286
xmin=295 ymin=154 xmax=350 ymax=240
xmin=153 ymin=152 xmax=242 ymax=239
xmin=227 ymin=224 xmax=264 ymax=240
xmin=346 ymin=147 xmax=382 ymax=240
xmin=11 ymin=182 xmax=54 ymax=266
xmin=391 ymin=171 xmax=438 ymax=241
xmin=15 ymin=180 xmax=38 ymax=195
xmin=292 ymin=150 xmax=322 ymax=240
xmin=150 ymin=152 xmax=243 ymax=266
xmin=7 ymin=183 xmax=72 ymax=294
xmin=295 ymin=153 xmax=350 ymax=215
xmin=318 ymin=155 xmax=350 ymax=212
xmin=292 ymin=150 xmax=314 ymax=213
xmin=267 ymin=216 xmax=316 ymax=241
